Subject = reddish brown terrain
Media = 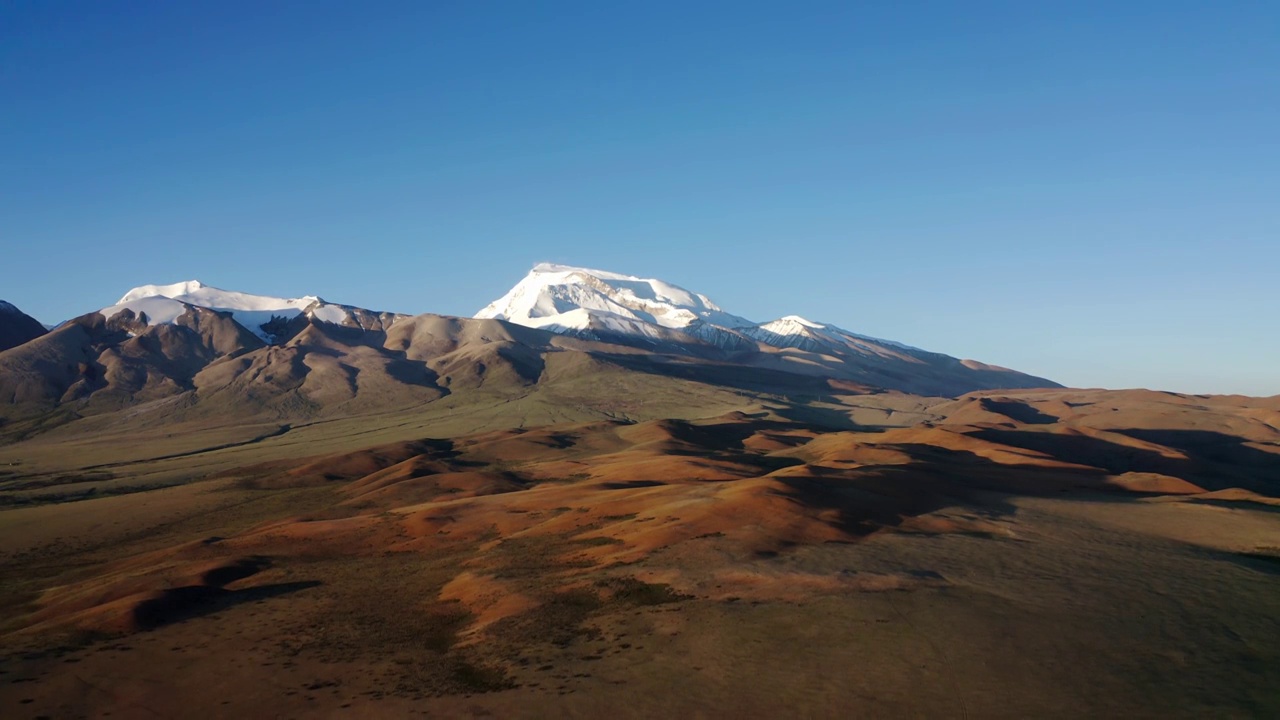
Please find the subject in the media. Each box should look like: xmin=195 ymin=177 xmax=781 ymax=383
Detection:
xmin=2 ymin=388 xmax=1278 ymax=717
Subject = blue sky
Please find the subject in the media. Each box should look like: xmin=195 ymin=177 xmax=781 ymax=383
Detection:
xmin=2 ymin=1 xmax=1277 ymax=395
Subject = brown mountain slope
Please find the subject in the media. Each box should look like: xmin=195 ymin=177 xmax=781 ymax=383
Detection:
xmin=0 ymin=312 xmax=584 ymax=436
xmin=0 ymin=292 xmax=1063 ymax=444
xmin=0 ymin=308 xmax=263 ymax=419
xmin=0 ymin=306 xmax=932 ymax=447
xmin=739 ymin=338 xmax=1061 ymax=396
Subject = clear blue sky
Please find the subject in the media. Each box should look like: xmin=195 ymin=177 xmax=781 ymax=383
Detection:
xmin=2 ymin=1 xmax=1277 ymax=395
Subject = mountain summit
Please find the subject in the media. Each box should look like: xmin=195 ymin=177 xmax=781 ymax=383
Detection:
xmin=475 ymin=263 xmax=755 ymax=346
xmin=477 ymin=264 xmax=1058 ymax=393
xmin=104 ymin=280 xmax=403 ymax=342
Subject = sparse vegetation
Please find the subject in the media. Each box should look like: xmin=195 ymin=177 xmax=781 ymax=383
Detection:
xmin=597 ymin=577 xmax=690 ymax=606
xmin=2 ymin=389 xmax=1278 ymax=716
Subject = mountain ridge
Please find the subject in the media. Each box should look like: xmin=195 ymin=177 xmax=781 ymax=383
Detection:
xmin=0 ymin=264 xmax=1059 ymax=440
xmin=474 ymin=263 xmax=1058 ymax=390
xmin=9 ymin=265 xmax=1051 ymax=389
xmin=477 ymin=264 xmax=938 ymax=355
xmin=104 ymin=279 xmax=408 ymax=343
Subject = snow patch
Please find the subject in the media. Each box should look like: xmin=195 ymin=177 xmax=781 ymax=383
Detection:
xmin=310 ymin=304 xmax=348 ymax=324
xmin=744 ymin=315 xmax=921 ymax=357
xmin=476 ymin=264 xmax=753 ymax=339
xmin=111 ymin=280 xmax=322 ymax=341
xmin=117 ymin=279 xmax=320 ymax=314
xmin=100 ymin=296 xmax=191 ymax=325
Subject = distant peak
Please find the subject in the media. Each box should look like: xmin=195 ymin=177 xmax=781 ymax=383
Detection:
xmin=773 ymin=315 xmax=826 ymax=329
xmin=477 ymin=263 xmax=752 ymax=331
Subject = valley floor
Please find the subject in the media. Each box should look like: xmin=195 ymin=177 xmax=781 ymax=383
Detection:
xmin=1 ymin=390 xmax=1278 ymax=718
xmin=2 ymin=492 xmax=1278 ymax=718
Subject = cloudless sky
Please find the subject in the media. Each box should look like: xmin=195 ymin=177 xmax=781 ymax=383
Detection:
xmin=2 ymin=1 xmax=1277 ymax=395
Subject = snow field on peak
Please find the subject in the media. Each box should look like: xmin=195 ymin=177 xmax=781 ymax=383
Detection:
xmin=100 ymin=296 xmax=192 ymax=326
xmin=309 ymin=304 xmax=349 ymax=324
xmin=103 ymin=280 xmax=408 ymax=342
xmin=747 ymin=315 xmax=920 ymax=354
xmin=476 ymin=264 xmax=933 ymax=359
xmin=117 ymin=280 xmax=320 ymax=314
xmin=476 ymin=264 xmax=754 ymax=334
xmin=106 ymin=280 xmax=330 ymax=341
xmin=96 ymin=265 xmax=925 ymax=361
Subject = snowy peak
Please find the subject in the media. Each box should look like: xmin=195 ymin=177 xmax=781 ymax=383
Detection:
xmin=117 ymin=279 xmax=322 ymax=312
xmin=103 ymin=280 xmax=402 ymax=343
xmin=474 ymin=263 xmax=970 ymax=367
xmin=475 ymin=264 xmax=923 ymax=355
xmin=476 ymin=264 xmax=753 ymax=343
xmin=105 ymin=280 xmax=322 ymax=341
xmin=745 ymin=315 xmax=919 ymax=358
xmin=760 ymin=315 xmax=828 ymax=332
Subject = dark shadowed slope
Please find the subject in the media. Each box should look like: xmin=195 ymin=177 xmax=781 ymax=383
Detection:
xmin=0 ymin=300 xmax=46 ymax=352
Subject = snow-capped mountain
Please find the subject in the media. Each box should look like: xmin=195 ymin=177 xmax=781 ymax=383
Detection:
xmin=741 ymin=315 xmax=919 ymax=359
xmin=476 ymin=263 xmax=1057 ymax=392
xmin=478 ymin=265 xmax=909 ymax=356
xmin=103 ymin=280 xmax=405 ymax=342
xmin=475 ymin=263 xmax=759 ymax=349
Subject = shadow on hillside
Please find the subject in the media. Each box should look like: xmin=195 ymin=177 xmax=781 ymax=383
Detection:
xmin=771 ymin=462 xmax=1018 ymax=536
xmin=128 ymin=554 xmax=324 ymax=631
xmin=1183 ymin=497 xmax=1280 ymax=514
xmin=676 ymin=418 xmax=811 ymax=449
xmin=133 ymin=581 xmax=323 ymax=631
xmin=591 ymin=352 xmax=834 ymax=396
xmin=979 ymin=398 xmax=1059 ymax=425
xmin=970 ymin=427 xmax=1280 ymax=494
xmin=1116 ymin=429 xmax=1280 ymax=471
xmin=770 ymin=403 xmax=866 ymax=431
xmin=760 ymin=421 xmax=1280 ymax=539
xmin=1214 ymin=549 xmax=1280 ymax=577
xmin=193 ymin=415 xmax=1280 ymax=569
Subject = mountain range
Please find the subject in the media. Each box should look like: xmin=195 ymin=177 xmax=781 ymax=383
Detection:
xmin=0 ymin=264 xmax=1056 ymax=438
